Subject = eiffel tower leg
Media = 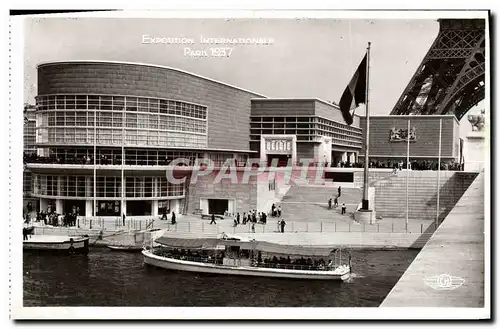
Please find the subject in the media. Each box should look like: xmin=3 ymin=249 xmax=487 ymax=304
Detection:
xmin=390 ymin=19 xmax=486 ymax=119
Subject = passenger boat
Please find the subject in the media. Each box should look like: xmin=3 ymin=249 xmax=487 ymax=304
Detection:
xmin=142 ymin=233 xmax=351 ymax=280
xmin=23 ymin=235 xmax=90 ymax=255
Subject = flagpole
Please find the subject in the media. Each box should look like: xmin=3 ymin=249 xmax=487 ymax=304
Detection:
xmin=93 ymin=107 xmax=97 ymax=219
xmin=436 ymin=118 xmax=442 ymax=229
xmin=405 ymin=119 xmax=410 ymax=232
xmin=362 ymin=42 xmax=371 ymax=210
xmin=121 ymin=106 xmax=125 ymax=225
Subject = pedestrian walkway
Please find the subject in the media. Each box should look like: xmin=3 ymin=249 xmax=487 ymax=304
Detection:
xmin=30 ymin=214 xmax=434 ymax=235
xmin=381 ymin=172 xmax=485 ymax=308
xmin=277 ymin=184 xmax=362 ymax=222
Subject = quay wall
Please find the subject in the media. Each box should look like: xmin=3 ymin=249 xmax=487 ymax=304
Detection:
xmin=32 ymin=226 xmax=165 ymax=247
xmin=32 ymin=226 xmax=431 ymax=249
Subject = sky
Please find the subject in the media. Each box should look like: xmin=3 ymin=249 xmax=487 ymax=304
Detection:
xmin=23 ymin=16 xmax=483 ymax=135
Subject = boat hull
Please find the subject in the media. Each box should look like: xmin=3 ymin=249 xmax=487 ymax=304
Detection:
xmin=107 ymin=245 xmax=143 ymax=252
xmin=143 ymin=251 xmax=350 ymax=281
xmin=23 ymin=236 xmax=89 ymax=255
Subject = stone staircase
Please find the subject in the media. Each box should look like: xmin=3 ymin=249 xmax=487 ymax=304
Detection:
xmin=374 ymin=171 xmax=478 ymax=221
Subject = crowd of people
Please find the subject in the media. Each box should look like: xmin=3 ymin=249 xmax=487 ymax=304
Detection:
xmin=25 ymin=151 xmax=463 ymax=171
xmin=219 ymin=204 xmax=287 ymax=233
xmin=259 ymin=255 xmax=335 ymax=271
xmin=152 ymin=247 xmax=339 ymax=271
xmin=153 ymin=248 xmax=224 ymax=265
xmin=334 ymin=159 xmax=463 ymax=171
xmin=25 ymin=210 xmax=79 ymax=227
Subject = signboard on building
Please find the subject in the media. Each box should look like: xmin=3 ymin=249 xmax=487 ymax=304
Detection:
xmin=389 ymin=127 xmax=417 ymax=142
xmin=265 ymin=139 xmax=293 ymax=154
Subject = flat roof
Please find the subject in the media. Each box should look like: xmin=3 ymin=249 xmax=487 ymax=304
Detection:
xmin=251 ymin=98 xmax=339 ymax=108
xmin=361 ymin=114 xmax=460 ymax=124
xmin=37 ymin=60 xmax=268 ymax=98
xmin=251 ymin=98 xmax=364 ymax=118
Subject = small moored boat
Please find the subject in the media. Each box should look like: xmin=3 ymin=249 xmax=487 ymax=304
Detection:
xmin=107 ymin=245 xmax=144 ymax=252
xmin=23 ymin=235 xmax=90 ymax=255
xmin=143 ymin=233 xmax=351 ymax=281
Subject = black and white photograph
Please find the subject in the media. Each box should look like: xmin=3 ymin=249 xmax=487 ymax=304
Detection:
xmin=8 ymin=7 xmax=490 ymax=320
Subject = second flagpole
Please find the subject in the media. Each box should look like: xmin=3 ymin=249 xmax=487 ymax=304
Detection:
xmin=362 ymin=42 xmax=371 ymax=210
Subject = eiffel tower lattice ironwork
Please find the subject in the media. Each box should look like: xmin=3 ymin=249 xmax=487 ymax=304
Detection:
xmin=390 ymin=19 xmax=485 ymax=120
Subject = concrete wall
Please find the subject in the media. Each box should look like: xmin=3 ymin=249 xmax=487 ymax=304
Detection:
xmin=374 ymin=171 xmax=478 ymax=220
xmin=314 ymin=100 xmax=362 ymax=129
xmin=38 ymin=62 xmax=264 ymax=151
xmin=187 ymin=171 xmax=257 ymax=215
xmin=359 ymin=116 xmax=458 ymax=159
xmin=221 ymin=232 xmax=433 ymax=249
xmin=296 ymin=143 xmax=315 ymax=162
xmin=353 ymin=169 xmax=394 ymax=187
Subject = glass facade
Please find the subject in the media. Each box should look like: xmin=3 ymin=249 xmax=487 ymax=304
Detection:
xmin=32 ymin=174 xmax=185 ymax=199
xmin=250 ymin=116 xmax=363 ymax=148
xmin=36 ymin=94 xmax=208 ymax=148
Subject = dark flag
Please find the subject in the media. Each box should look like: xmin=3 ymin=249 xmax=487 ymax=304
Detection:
xmin=339 ymin=54 xmax=367 ymax=125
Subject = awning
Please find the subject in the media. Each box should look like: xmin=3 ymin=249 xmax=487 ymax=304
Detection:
xmin=155 ymin=237 xmax=222 ymax=250
xmin=155 ymin=235 xmax=337 ymax=257
xmin=254 ymin=241 xmax=336 ymax=257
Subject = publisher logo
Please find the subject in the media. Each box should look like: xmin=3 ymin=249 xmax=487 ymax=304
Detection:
xmin=424 ymin=274 xmax=465 ymax=290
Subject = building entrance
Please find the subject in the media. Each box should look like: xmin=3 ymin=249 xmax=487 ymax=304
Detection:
xmin=127 ymin=200 xmax=152 ymax=216
xmin=332 ymin=151 xmax=344 ymax=167
xmin=64 ymin=200 xmax=86 ymax=216
xmin=208 ymin=199 xmax=229 ymax=215
xmin=266 ymin=154 xmax=290 ymax=167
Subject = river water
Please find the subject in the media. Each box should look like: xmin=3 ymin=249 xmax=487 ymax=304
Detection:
xmin=23 ymin=248 xmax=419 ymax=307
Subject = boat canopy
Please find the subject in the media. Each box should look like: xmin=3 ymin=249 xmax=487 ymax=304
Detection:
xmin=155 ymin=237 xmax=223 ymax=250
xmin=155 ymin=235 xmax=337 ymax=257
xmin=253 ymin=241 xmax=336 ymax=257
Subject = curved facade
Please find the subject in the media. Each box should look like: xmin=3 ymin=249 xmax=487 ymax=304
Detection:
xmin=37 ymin=61 xmax=264 ymax=151
xmin=30 ymin=61 xmax=265 ymax=217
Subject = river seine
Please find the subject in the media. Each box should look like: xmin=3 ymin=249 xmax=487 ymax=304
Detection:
xmin=23 ymin=248 xmax=419 ymax=307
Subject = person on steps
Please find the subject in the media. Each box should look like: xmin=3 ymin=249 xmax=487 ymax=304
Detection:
xmin=210 ymin=213 xmax=216 ymax=225
xmin=280 ymin=219 xmax=286 ymax=233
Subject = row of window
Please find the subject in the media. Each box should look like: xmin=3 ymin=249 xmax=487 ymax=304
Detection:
xmin=37 ymin=111 xmax=207 ymax=133
xmin=32 ymin=175 xmax=185 ymax=198
xmin=37 ymin=128 xmax=207 ymax=148
xmin=252 ymin=117 xmax=314 ymax=123
xmin=250 ymin=130 xmax=361 ymax=143
xmin=251 ymin=116 xmax=363 ymax=133
xmin=251 ymin=123 xmax=362 ymax=139
xmin=36 ymin=95 xmax=208 ymax=119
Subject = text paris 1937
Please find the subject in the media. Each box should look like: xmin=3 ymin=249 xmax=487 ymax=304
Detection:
xmin=184 ymin=47 xmax=233 ymax=57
